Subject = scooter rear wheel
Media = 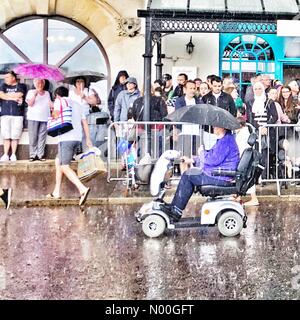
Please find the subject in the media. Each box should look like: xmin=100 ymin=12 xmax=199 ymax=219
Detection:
xmin=217 ymin=211 xmax=243 ymax=237
xmin=142 ymin=214 xmax=166 ymax=238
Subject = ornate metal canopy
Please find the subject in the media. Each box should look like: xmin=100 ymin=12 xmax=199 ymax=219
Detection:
xmin=137 ymin=0 xmax=300 ymax=124
xmin=138 ymin=0 xmax=300 ymax=34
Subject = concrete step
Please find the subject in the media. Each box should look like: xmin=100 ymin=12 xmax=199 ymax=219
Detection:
xmin=0 ymin=161 xmax=300 ymax=208
xmin=0 ymin=159 xmax=120 ymax=172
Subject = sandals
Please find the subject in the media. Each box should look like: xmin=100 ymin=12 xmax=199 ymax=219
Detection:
xmin=46 ymin=193 xmax=61 ymax=200
xmin=79 ymin=188 xmax=90 ymax=206
xmin=46 ymin=188 xmax=91 ymax=205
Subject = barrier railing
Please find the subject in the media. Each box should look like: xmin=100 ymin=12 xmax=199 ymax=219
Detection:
xmin=106 ymin=121 xmax=300 ymax=196
xmin=258 ymin=123 xmax=300 ymax=195
xmin=107 ymin=121 xmax=216 ymax=183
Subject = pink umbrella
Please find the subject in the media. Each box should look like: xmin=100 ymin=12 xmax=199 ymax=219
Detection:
xmin=13 ymin=63 xmax=64 ymax=81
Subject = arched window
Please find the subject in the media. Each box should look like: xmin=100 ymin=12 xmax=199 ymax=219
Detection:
xmin=222 ymin=35 xmax=275 ymax=98
xmin=0 ymin=16 xmax=110 ymax=98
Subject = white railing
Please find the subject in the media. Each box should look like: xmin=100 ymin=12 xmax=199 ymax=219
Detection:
xmin=258 ymin=123 xmax=300 ymax=195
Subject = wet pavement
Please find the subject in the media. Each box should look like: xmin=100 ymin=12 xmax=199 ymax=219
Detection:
xmin=0 ymin=161 xmax=300 ymax=299
xmin=1 ymin=169 xmax=300 ymax=207
xmin=0 ymin=201 xmax=300 ymax=300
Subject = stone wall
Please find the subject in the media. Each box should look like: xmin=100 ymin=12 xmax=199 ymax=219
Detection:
xmin=0 ymin=0 xmax=146 ymax=86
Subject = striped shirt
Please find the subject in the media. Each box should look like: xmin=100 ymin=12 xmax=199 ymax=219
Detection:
xmin=253 ymin=110 xmax=268 ymax=126
xmin=253 ymin=99 xmax=272 ymax=126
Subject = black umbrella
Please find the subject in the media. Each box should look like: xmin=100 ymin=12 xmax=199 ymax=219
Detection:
xmin=165 ymin=103 xmax=241 ymax=130
xmin=63 ymin=71 xmax=106 ymax=85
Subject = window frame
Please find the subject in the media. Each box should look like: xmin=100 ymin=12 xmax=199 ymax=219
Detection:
xmin=221 ymin=34 xmax=276 ymax=94
xmin=0 ymin=15 xmax=111 ymax=91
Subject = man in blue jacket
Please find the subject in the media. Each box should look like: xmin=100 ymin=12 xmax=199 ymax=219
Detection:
xmin=174 ymin=80 xmax=202 ymax=110
xmin=162 ymin=127 xmax=240 ymax=221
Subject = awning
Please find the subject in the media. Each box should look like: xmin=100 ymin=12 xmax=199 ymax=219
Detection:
xmin=139 ymin=0 xmax=300 ymax=21
xmin=137 ymin=0 xmax=300 ymax=122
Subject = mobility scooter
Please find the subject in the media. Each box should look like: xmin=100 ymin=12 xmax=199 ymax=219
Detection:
xmin=135 ymin=133 xmax=264 ymax=238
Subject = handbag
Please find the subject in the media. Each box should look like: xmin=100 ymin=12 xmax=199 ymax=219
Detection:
xmin=47 ymin=98 xmax=73 ymax=137
xmin=127 ymin=124 xmax=138 ymax=142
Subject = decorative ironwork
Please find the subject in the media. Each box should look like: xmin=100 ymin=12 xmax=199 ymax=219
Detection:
xmin=151 ymin=18 xmax=277 ymax=34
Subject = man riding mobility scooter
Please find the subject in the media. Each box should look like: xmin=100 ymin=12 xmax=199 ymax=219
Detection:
xmin=135 ymin=133 xmax=264 ymax=238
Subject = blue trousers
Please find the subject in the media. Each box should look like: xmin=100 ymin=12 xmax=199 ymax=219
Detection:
xmin=171 ymin=168 xmax=233 ymax=211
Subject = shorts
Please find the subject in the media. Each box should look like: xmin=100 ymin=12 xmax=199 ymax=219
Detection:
xmin=1 ymin=116 xmax=23 ymax=139
xmin=57 ymin=141 xmax=81 ymax=165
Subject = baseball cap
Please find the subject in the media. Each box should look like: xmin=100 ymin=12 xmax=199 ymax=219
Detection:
xmin=126 ymin=77 xmax=138 ymax=85
xmin=162 ymin=73 xmax=172 ymax=81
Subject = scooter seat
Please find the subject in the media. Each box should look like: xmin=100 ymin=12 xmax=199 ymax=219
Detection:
xmin=196 ymin=184 xmax=237 ymax=197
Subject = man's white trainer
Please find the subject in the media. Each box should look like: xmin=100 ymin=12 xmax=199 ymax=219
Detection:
xmin=0 ymin=154 xmax=9 ymax=162
xmin=9 ymin=154 xmax=17 ymax=162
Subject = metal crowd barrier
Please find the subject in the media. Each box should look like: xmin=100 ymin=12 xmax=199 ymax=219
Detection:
xmin=257 ymin=123 xmax=300 ymax=195
xmin=106 ymin=121 xmax=300 ymax=196
xmin=107 ymin=121 xmax=216 ymax=183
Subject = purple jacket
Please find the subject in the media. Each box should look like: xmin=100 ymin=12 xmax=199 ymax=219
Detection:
xmin=202 ymin=132 xmax=240 ymax=180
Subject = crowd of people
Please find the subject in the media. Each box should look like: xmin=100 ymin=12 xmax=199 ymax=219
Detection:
xmin=0 ymin=68 xmax=300 ymax=209
xmin=108 ymin=69 xmax=300 ymax=157
xmin=0 ymin=70 xmax=100 ymax=207
xmin=107 ymin=71 xmax=300 ymax=141
xmin=0 ymin=71 xmax=101 ymax=163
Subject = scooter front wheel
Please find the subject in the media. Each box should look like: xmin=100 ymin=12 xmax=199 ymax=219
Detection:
xmin=217 ymin=211 xmax=243 ymax=237
xmin=142 ymin=214 xmax=166 ymax=238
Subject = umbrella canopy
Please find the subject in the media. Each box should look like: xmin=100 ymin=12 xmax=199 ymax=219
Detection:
xmin=63 ymin=71 xmax=106 ymax=85
xmin=165 ymin=103 xmax=241 ymax=130
xmin=14 ymin=63 xmax=64 ymax=81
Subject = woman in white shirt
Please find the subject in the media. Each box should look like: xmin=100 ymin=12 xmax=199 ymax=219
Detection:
xmin=68 ymin=77 xmax=99 ymax=151
xmin=26 ymin=79 xmax=52 ymax=161
xmin=68 ymin=77 xmax=98 ymax=117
